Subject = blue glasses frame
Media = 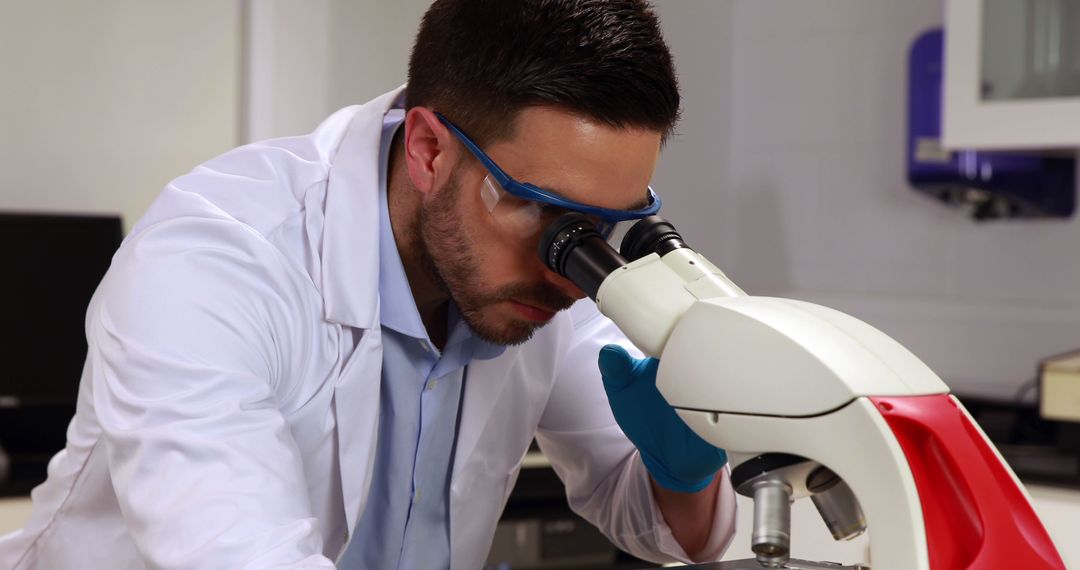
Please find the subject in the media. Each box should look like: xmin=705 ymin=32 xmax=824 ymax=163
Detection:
xmin=435 ymin=113 xmax=662 ymax=225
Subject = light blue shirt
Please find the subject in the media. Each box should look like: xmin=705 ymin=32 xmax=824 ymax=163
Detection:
xmin=339 ymin=110 xmax=504 ymax=569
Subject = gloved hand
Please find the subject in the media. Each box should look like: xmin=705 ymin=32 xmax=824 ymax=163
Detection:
xmin=598 ymin=344 xmax=728 ymax=493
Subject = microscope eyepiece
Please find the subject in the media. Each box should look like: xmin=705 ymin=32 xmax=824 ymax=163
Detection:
xmin=539 ymin=214 xmax=700 ymax=300
xmin=538 ymin=213 xmax=627 ymax=300
xmin=618 ymin=215 xmax=690 ymax=262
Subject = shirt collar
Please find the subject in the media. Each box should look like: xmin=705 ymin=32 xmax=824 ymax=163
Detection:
xmin=376 ymin=110 xmax=426 ymax=339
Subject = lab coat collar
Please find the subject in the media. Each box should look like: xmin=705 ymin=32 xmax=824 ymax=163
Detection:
xmin=322 ymin=85 xmax=407 ymax=329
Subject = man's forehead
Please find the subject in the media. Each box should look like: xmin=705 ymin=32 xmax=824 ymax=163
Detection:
xmin=490 ymin=108 xmax=662 ymax=209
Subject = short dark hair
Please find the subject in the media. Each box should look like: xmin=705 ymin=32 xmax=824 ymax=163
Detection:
xmin=406 ymin=0 xmax=680 ymax=146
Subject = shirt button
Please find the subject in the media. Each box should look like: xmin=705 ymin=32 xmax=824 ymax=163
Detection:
xmin=419 ymin=340 xmax=431 ymax=353
xmin=414 ymin=488 xmax=421 ymax=502
xmin=426 ymin=379 xmax=438 ymax=391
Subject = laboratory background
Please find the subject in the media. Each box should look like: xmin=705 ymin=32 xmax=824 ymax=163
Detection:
xmin=2 ymin=0 xmax=1080 ymax=568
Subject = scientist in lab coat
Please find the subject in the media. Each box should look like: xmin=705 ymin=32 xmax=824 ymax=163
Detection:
xmin=0 ymin=1 xmax=737 ymax=568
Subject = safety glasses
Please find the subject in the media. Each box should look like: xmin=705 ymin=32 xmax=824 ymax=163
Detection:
xmin=436 ymin=113 xmax=662 ymax=243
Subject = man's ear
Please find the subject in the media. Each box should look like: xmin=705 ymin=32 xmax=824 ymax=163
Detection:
xmin=403 ymin=107 xmax=456 ymax=196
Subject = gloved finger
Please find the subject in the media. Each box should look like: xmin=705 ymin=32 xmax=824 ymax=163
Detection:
xmin=637 ymin=354 xmax=660 ymax=381
xmin=598 ymin=344 xmax=637 ymax=391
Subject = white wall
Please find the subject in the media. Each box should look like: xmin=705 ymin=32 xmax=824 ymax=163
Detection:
xmin=243 ymin=0 xmax=430 ymax=142
xmin=651 ymin=1 xmax=737 ymax=265
xmin=0 ymin=0 xmax=424 ymax=226
xmin=242 ymin=0 xmax=332 ymax=142
xmin=719 ymin=0 xmax=1080 ymax=399
xmin=326 ymin=0 xmax=431 ymax=111
xmin=0 ymin=0 xmax=242 ymax=230
xmin=8 ymin=0 xmax=1069 ymax=398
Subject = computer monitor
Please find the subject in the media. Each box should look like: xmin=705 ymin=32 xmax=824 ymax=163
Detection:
xmin=0 ymin=212 xmax=123 ymax=406
xmin=0 ymin=212 xmax=122 ymax=492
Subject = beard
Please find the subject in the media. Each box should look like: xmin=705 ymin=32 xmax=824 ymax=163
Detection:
xmin=411 ymin=173 xmax=576 ymax=346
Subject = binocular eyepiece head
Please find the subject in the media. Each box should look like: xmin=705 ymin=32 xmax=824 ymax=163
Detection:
xmin=538 ymin=213 xmax=689 ymax=300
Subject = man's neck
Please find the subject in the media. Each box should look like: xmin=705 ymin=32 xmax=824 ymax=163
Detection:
xmin=386 ymin=132 xmax=451 ymax=349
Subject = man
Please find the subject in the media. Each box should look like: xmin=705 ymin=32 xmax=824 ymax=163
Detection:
xmin=0 ymin=1 xmax=736 ymax=568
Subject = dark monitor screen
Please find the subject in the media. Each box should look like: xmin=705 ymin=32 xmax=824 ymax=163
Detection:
xmin=0 ymin=213 xmax=123 ymax=407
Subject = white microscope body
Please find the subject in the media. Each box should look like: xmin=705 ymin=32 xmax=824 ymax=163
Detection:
xmin=539 ymin=215 xmax=1065 ymax=570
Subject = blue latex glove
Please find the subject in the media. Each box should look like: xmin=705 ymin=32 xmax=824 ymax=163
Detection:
xmin=598 ymin=344 xmax=728 ymax=493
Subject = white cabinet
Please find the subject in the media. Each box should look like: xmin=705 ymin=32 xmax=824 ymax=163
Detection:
xmin=944 ymin=0 xmax=1080 ymax=149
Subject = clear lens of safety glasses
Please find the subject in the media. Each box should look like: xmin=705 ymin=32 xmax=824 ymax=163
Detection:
xmin=480 ymin=174 xmax=643 ymax=248
xmin=480 ymin=175 xmax=545 ymax=238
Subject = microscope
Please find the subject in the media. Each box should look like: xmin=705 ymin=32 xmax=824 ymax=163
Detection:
xmin=538 ymin=214 xmax=1066 ymax=570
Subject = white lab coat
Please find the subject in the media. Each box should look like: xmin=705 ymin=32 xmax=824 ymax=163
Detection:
xmin=0 ymin=87 xmax=736 ymax=570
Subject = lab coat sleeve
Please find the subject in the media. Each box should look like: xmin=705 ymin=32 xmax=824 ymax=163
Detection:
xmin=534 ymin=300 xmax=737 ymax=565
xmin=88 ymin=217 xmax=336 ymax=570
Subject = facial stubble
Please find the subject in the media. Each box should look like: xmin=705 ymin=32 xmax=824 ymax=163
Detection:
xmin=412 ymin=174 xmax=575 ymax=346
